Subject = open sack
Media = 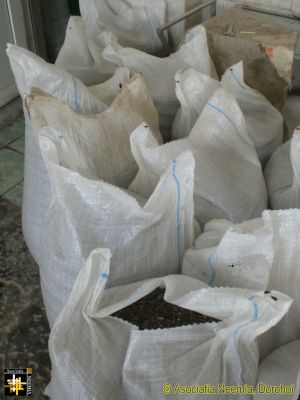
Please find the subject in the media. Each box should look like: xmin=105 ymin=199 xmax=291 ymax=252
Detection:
xmin=34 ymin=135 xmax=196 ymax=326
xmin=255 ymin=340 xmax=300 ymax=400
xmin=220 ymin=62 xmax=283 ymax=166
xmin=27 ymin=74 xmax=162 ymax=189
xmin=172 ymin=62 xmax=283 ymax=166
xmin=7 ymin=43 xmax=154 ymax=263
xmin=6 ymin=43 xmax=114 ymax=262
xmin=55 ymin=17 xmax=118 ymax=85
xmin=6 ymin=43 xmax=112 ymax=112
xmin=101 ymin=24 xmax=217 ymax=140
xmin=79 ymin=0 xmax=186 ymax=54
xmin=265 ymin=127 xmax=300 ymax=210
xmin=183 ymin=209 xmax=300 ymax=351
xmin=129 ymin=88 xmax=267 ymax=226
xmin=46 ymin=248 xmax=291 ymax=400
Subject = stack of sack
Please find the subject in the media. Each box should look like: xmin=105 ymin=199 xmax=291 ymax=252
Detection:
xmin=172 ymin=61 xmax=283 ymax=167
xmin=56 ymin=16 xmax=217 ymax=140
xmin=129 ymin=87 xmax=268 ymax=225
xmin=183 ymin=210 xmax=300 ymax=353
xmin=6 ymin=1 xmax=300 ymax=397
xmin=7 ymin=43 xmax=133 ymax=265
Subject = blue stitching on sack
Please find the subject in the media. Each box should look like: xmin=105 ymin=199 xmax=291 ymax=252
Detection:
xmin=208 ymin=254 xmax=216 ymax=286
xmin=72 ymin=77 xmax=78 ymax=112
xmin=230 ymin=68 xmax=248 ymax=90
xmin=101 ymin=272 xmax=109 ymax=280
xmin=248 ymin=295 xmax=259 ymax=320
xmin=229 ymin=68 xmax=261 ymax=96
xmin=172 ymin=160 xmax=181 ymax=270
xmin=231 ymin=296 xmax=259 ymax=394
xmin=207 ymin=101 xmax=253 ymax=147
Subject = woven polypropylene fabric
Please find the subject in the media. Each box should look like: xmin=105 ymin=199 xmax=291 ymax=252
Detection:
xmin=55 ymin=17 xmax=118 ymax=85
xmin=255 ymin=340 xmax=300 ymax=400
xmin=130 ymin=88 xmax=268 ymax=225
xmin=37 ymin=147 xmax=196 ymax=326
xmin=46 ymin=249 xmax=291 ymax=399
xmin=265 ymin=128 xmax=300 ymax=209
xmin=172 ymin=62 xmax=284 ymax=166
xmin=183 ymin=209 xmax=300 ymax=354
xmin=102 ymin=25 xmax=216 ymax=141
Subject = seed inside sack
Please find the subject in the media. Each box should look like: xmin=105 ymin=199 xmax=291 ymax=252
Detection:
xmin=112 ymin=288 xmax=219 ymax=330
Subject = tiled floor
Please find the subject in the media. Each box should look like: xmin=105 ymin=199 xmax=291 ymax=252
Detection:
xmin=0 ymin=97 xmax=25 ymax=207
xmin=0 ymin=198 xmax=51 ymax=399
xmin=0 ymin=97 xmax=51 ymax=399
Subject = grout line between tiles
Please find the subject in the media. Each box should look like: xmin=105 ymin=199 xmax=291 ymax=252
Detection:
xmin=1 ymin=144 xmax=24 ymax=155
xmin=0 ymin=179 xmax=24 ymax=198
xmin=6 ymin=136 xmax=24 ymax=147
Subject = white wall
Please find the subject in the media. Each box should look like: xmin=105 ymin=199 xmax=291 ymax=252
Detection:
xmin=0 ymin=0 xmax=28 ymax=107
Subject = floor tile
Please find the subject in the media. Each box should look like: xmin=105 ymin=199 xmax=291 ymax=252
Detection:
xmin=8 ymin=134 xmax=25 ymax=154
xmin=3 ymin=181 xmax=23 ymax=207
xmin=0 ymin=198 xmax=51 ymax=398
xmin=0 ymin=97 xmax=22 ymax=124
xmin=0 ymin=148 xmax=24 ymax=195
xmin=0 ymin=115 xmax=25 ymax=145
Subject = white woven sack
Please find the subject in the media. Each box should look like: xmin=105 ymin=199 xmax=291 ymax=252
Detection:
xmin=183 ymin=219 xmax=273 ymax=291
xmin=102 ymin=24 xmax=217 ymax=141
xmin=6 ymin=44 xmax=128 ymax=263
xmin=124 ymin=0 xmax=186 ymax=48
xmin=255 ymin=341 xmax=300 ymax=400
xmin=183 ymin=209 xmax=300 ymax=351
xmin=36 ymin=139 xmax=196 ymax=327
xmin=6 ymin=43 xmax=109 ymax=113
xmin=194 ymin=218 xmax=263 ymax=251
xmin=282 ymin=96 xmax=300 ymax=140
xmin=124 ymin=0 xmax=186 ymax=47
xmin=172 ymin=62 xmax=283 ymax=166
xmin=79 ymin=0 xmax=167 ymax=54
xmin=89 ymin=67 xmax=132 ymax=105
xmin=27 ymin=74 xmax=162 ymax=190
xmin=55 ymin=16 xmax=118 ymax=85
xmin=178 ymin=24 xmax=219 ymax=73
xmin=221 ymin=62 xmax=283 ymax=166
xmin=129 ymin=88 xmax=267 ymax=225
xmin=80 ymin=0 xmax=186 ymax=50
xmin=46 ymin=248 xmax=292 ymax=400
xmin=165 ymin=0 xmax=186 ymax=47
xmin=265 ymin=127 xmax=300 ymax=209
xmin=171 ymin=68 xmax=220 ymax=140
